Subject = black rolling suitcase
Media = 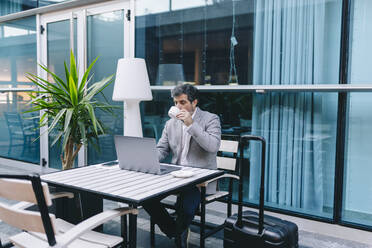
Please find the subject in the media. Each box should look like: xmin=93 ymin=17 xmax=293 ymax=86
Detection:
xmin=224 ymin=135 xmax=299 ymax=248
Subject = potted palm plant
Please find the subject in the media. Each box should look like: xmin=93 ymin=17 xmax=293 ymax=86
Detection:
xmin=26 ymin=51 xmax=116 ymax=170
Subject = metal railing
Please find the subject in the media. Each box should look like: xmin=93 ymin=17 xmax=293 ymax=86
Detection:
xmin=151 ymin=84 xmax=372 ymax=92
xmin=0 ymin=88 xmax=36 ymax=93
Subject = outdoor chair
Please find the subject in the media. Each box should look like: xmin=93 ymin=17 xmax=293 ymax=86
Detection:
xmin=0 ymin=173 xmax=138 ymax=248
xmin=150 ymin=134 xmax=241 ymax=248
xmin=143 ymin=122 xmax=159 ymax=140
xmin=4 ymin=112 xmax=36 ymax=156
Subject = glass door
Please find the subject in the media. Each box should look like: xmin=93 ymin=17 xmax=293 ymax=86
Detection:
xmin=39 ymin=0 xmax=130 ymax=169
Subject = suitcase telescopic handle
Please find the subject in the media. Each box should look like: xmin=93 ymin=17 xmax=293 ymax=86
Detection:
xmin=237 ymin=135 xmax=266 ymax=235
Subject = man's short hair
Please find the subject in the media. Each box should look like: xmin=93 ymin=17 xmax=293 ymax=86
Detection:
xmin=171 ymin=84 xmax=199 ymax=103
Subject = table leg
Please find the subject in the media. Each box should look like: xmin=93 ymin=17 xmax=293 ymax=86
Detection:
xmin=129 ymin=206 xmax=137 ymax=248
xmin=80 ymin=192 xmax=103 ymax=231
xmin=121 ymin=214 xmax=128 ymax=248
xmin=150 ymin=217 xmax=155 ymax=247
xmin=200 ymin=186 xmax=206 ymax=248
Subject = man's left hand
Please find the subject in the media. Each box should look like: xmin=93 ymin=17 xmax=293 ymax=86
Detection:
xmin=176 ymin=110 xmax=193 ymax=126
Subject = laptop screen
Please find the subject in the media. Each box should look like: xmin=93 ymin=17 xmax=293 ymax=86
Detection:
xmin=114 ymin=136 xmax=161 ymax=174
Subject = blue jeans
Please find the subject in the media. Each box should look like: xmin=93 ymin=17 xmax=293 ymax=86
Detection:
xmin=143 ymin=186 xmax=201 ymax=237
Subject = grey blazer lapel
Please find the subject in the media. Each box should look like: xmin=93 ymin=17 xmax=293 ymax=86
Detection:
xmin=192 ymin=107 xmax=202 ymax=124
xmin=175 ymin=120 xmax=183 ymax=160
xmin=187 ymin=107 xmax=202 ymax=149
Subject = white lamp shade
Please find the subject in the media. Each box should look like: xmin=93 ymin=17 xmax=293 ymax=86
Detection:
xmin=112 ymin=58 xmax=153 ymax=101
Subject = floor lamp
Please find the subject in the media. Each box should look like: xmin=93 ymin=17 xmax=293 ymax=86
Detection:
xmin=112 ymin=58 xmax=153 ymax=137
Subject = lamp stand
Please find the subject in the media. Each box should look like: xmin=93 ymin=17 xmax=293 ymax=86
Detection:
xmin=123 ymin=100 xmax=143 ymax=137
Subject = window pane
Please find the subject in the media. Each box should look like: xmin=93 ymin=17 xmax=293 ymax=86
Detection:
xmin=0 ymin=58 xmax=11 ymax=81
xmin=47 ymin=19 xmax=76 ymax=169
xmin=0 ymin=16 xmax=39 ymax=164
xmin=139 ymin=0 xmax=342 ymax=219
xmin=86 ymin=10 xmax=124 ymax=165
xmin=344 ymin=93 xmax=372 ymax=226
xmin=250 ymin=92 xmax=338 ymax=218
xmin=135 ymin=0 xmax=254 ymax=85
xmin=0 ymin=92 xmax=40 ymax=164
xmin=135 ymin=0 xmax=341 ymax=86
xmin=0 ymin=1 xmax=36 ymax=16
xmin=0 ymin=17 xmax=37 ymax=87
xmin=142 ymin=91 xmax=252 ymax=142
xmin=38 ymin=0 xmax=70 ymax=7
xmin=142 ymin=90 xmax=338 ymax=219
xmin=343 ymin=0 xmax=372 ymax=226
xmin=0 ymin=1 xmax=70 ymax=16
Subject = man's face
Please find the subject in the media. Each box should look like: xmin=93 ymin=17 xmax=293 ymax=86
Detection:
xmin=173 ymin=94 xmax=197 ymax=113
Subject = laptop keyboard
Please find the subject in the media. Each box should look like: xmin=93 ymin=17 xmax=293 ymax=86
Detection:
xmin=160 ymin=164 xmax=175 ymax=170
xmin=160 ymin=163 xmax=181 ymax=173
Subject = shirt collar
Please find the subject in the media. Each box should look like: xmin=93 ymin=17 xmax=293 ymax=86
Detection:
xmin=191 ymin=107 xmax=198 ymax=119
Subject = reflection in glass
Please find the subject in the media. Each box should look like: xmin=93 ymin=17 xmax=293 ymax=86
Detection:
xmin=172 ymin=0 xmax=214 ymax=11
xmin=47 ymin=19 xmax=76 ymax=169
xmin=39 ymin=0 xmax=70 ymax=7
xmin=17 ymin=58 xmax=36 ymax=82
xmin=142 ymin=91 xmax=252 ymax=140
xmin=136 ymin=0 xmax=254 ymax=85
xmin=47 ymin=19 xmax=77 ymax=82
xmin=0 ymin=16 xmax=39 ymax=164
xmin=0 ymin=1 xmax=34 ymax=16
xmin=0 ymin=0 xmax=70 ymax=16
xmin=138 ymin=0 xmax=342 ymax=219
xmin=249 ymin=92 xmax=337 ymax=217
xmin=135 ymin=0 xmax=170 ymax=15
xmin=156 ymin=64 xmax=185 ymax=85
xmin=0 ymin=17 xmax=37 ymax=87
xmin=344 ymin=0 xmax=372 ymax=226
xmin=136 ymin=0 xmax=342 ymax=86
xmin=143 ymin=91 xmax=339 ymax=218
xmin=344 ymin=94 xmax=372 ymax=226
xmin=0 ymin=92 xmax=40 ymax=164
xmin=249 ymin=0 xmax=341 ymax=217
xmin=86 ymin=10 xmax=124 ymax=165
xmin=0 ymin=58 xmax=11 ymax=82
xmin=142 ymin=91 xmax=337 ymax=218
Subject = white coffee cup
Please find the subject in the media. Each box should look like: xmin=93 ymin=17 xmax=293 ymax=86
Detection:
xmin=168 ymin=106 xmax=180 ymax=119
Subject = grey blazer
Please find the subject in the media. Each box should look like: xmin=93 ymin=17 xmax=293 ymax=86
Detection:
xmin=157 ymin=107 xmax=221 ymax=194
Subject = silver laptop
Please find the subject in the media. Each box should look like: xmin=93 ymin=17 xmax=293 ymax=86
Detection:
xmin=114 ymin=135 xmax=181 ymax=175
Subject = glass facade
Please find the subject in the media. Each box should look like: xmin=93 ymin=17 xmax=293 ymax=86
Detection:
xmin=137 ymin=0 xmax=342 ymax=219
xmin=142 ymin=91 xmax=252 ymax=142
xmin=86 ymin=10 xmax=124 ymax=165
xmin=135 ymin=0 xmax=254 ymax=85
xmin=2 ymin=0 xmax=372 ymax=231
xmin=0 ymin=0 xmax=70 ymax=16
xmin=249 ymin=92 xmax=338 ymax=217
xmin=0 ymin=16 xmax=39 ymax=164
xmin=46 ymin=19 xmax=77 ymax=169
xmin=343 ymin=0 xmax=372 ymax=226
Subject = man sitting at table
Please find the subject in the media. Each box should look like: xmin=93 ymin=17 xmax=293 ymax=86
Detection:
xmin=143 ymin=84 xmax=221 ymax=248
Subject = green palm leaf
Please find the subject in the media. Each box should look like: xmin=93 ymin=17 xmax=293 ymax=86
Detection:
xmin=79 ymin=56 xmax=99 ymax=95
xmin=38 ymin=63 xmax=69 ymax=92
xmin=85 ymin=75 xmax=114 ymax=101
xmin=64 ymin=108 xmax=74 ymax=132
xmin=85 ymin=103 xmax=98 ymax=134
xmin=68 ymin=74 xmax=78 ymax=106
xmin=70 ymin=50 xmax=78 ymax=85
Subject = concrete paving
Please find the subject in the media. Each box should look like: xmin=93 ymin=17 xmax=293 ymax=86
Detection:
xmin=0 ymin=163 xmax=371 ymax=247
